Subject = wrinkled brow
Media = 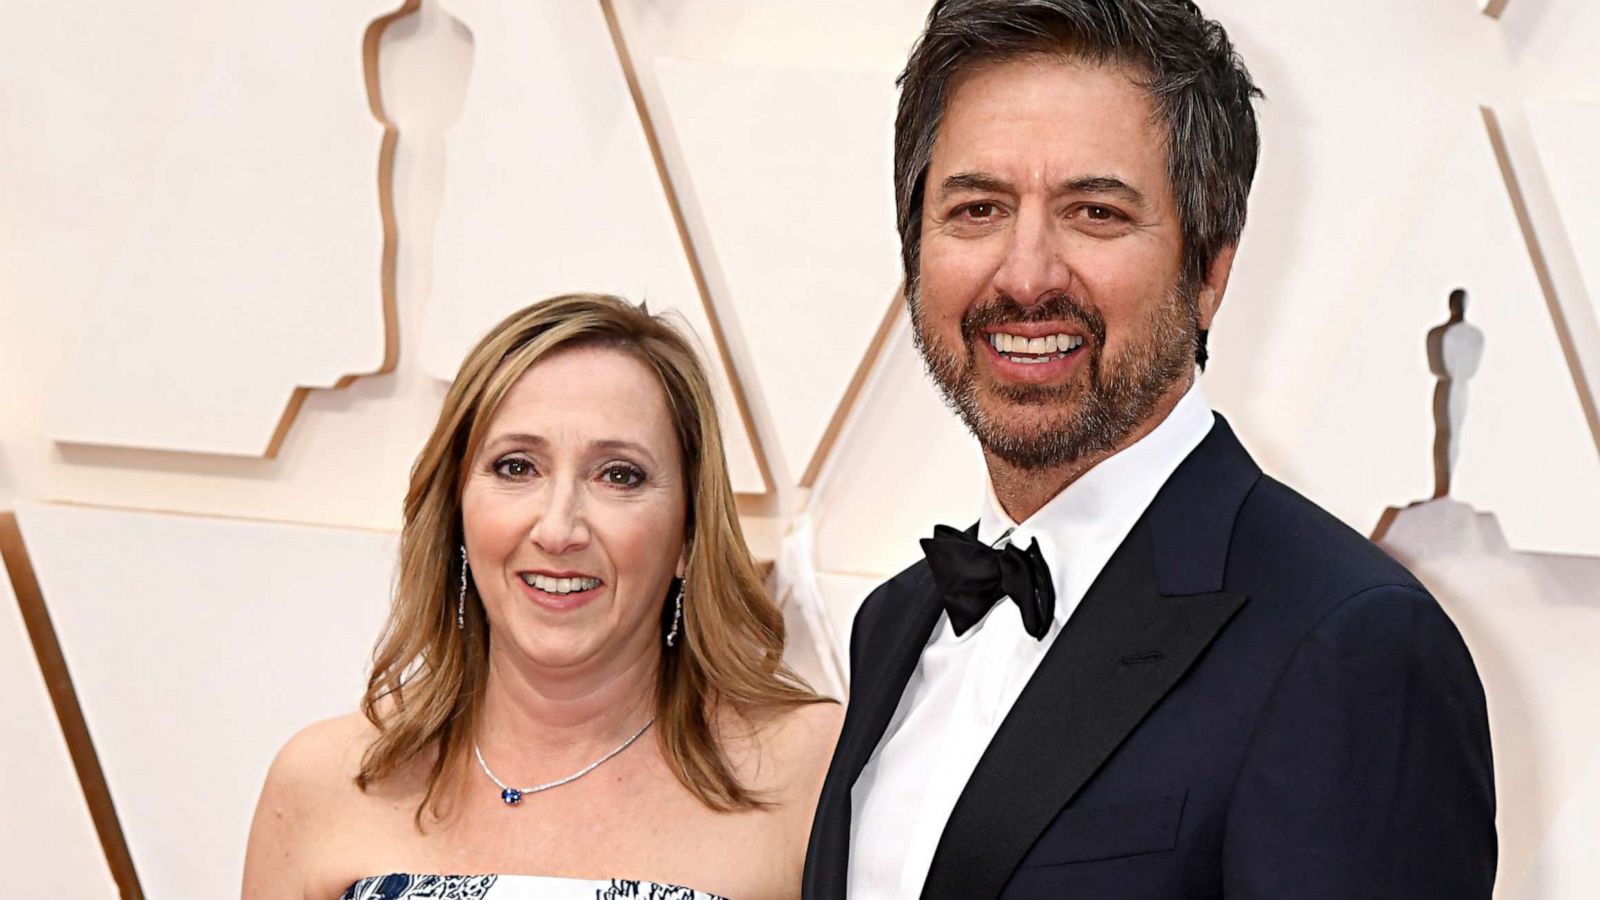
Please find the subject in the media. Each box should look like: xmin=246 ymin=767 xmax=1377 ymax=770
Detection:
xmin=937 ymin=171 xmax=1014 ymax=201
xmin=1060 ymin=175 xmax=1147 ymax=206
xmin=937 ymin=171 xmax=1149 ymax=208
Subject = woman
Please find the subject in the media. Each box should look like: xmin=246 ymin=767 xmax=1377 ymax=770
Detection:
xmin=243 ymin=294 xmax=842 ymax=899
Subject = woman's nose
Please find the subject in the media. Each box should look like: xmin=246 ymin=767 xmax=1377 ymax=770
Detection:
xmin=527 ymin=481 xmax=590 ymax=555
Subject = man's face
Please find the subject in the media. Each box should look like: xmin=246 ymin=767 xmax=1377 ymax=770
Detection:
xmin=912 ymin=56 xmax=1214 ymax=470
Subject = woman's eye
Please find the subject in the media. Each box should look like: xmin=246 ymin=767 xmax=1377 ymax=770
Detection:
xmin=601 ymin=464 xmax=646 ymax=488
xmin=492 ymin=456 xmax=535 ymax=479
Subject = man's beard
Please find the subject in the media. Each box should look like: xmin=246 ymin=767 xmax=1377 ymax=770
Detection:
xmin=908 ymin=277 xmax=1199 ymax=471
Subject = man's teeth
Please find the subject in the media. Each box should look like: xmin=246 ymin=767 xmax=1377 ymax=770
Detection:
xmin=988 ymin=332 xmax=1084 ymax=359
xmin=521 ymin=573 xmax=602 ymax=594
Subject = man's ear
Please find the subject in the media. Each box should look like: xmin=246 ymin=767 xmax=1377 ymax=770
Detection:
xmin=1198 ymin=243 xmax=1238 ymax=331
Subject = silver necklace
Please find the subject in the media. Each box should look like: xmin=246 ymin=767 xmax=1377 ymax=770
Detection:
xmin=474 ymin=716 xmax=656 ymax=805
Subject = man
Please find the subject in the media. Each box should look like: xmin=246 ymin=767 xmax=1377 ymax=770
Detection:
xmin=803 ymin=1 xmax=1496 ymax=897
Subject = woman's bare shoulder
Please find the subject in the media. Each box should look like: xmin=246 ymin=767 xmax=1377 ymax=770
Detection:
xmin=275 ymin=713 xmax=375 ymax=782
xmin=765 ymin=700 xmax=845 ymax=762
xmin=258 ymin=712 xmax=376 ymax=820
xmin=243 ymin=713 xmax=378 ymax=898
xmin=721 ymin=699 xmax=844 ymax=799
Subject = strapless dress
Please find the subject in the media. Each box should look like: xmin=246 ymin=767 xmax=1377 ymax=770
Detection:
xmin=341 ymin=873 xmax=728 ymax=899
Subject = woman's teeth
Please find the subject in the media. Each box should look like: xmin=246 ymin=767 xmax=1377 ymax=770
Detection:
xmin=988 ymin=332 xmax=1084 ymax=363
xmin=521 ymin=574 xmax=602 ymax=595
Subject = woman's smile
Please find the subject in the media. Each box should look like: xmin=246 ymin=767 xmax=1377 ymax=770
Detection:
xmin=516 ymin=569 xmax=606 ymax=612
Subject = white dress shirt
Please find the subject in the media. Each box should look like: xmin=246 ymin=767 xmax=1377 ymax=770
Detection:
xmin=847 ymin=381 xmax=1215 ymax=899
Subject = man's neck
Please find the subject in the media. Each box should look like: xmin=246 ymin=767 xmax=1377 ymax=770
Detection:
xmin=987 ymin=374 xmax=1194 ymax=523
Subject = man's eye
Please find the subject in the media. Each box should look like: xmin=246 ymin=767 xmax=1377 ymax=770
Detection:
xmin=601 ymin=464 xmax=646 ymax=488
xmin=493 ymin=457 xmax=535 ymax=479
xmin=1082 ymin=205 xmax=1121 ymax=221
xmin=961 ymin=202 xmax=999 ymax=219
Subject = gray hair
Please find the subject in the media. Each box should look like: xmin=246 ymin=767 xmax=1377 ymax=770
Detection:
xmin=894 ymin=0 xmax=1263 ymax=292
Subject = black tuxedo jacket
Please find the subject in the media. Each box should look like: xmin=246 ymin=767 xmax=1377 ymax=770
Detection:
xmin=802 ymin=416 xmax=1495 ymax=899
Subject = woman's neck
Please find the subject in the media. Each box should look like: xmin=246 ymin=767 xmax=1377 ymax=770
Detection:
xmin=476 ymin=637 xmax=660 ymax=776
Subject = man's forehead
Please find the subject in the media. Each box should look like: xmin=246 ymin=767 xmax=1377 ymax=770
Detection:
xmin=944 ymin=54 xmax=1153 ymax=118
xmin=929 ymin=56 xmax=1170 ymax=193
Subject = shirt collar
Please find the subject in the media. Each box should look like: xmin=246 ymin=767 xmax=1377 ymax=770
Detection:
xmin=977 ymin=378 xmax=1215 ymax=626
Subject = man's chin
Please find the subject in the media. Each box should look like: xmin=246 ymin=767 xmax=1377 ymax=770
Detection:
xmin=972 ymin=374 xmax=1084 ymax=408
xmin=961 ymin=402 xmax=1087 ymax=465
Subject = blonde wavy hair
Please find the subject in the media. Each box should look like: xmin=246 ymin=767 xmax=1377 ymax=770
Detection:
xmin=357 ymin=293 xmax=822 ymax=822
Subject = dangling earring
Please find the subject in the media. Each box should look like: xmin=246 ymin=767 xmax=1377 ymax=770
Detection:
xmin=665 ymin=580 xmax=684 ymax=648
xmin=457 ymin=544 xmax=468 ymax=630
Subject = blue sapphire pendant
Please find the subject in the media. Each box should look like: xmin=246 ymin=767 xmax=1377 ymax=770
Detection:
xmin=501 ymin=788 xmax=523 ymax=805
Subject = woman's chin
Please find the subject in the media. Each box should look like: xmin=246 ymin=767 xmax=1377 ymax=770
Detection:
xmin=496 ymin=624 xmax=648 ymax=676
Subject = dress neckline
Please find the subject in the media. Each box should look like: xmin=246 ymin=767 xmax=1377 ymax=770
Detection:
xmin=340 ymin=871 xmax=730 ymax=900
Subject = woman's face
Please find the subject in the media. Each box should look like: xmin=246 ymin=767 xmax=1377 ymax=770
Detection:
xmin=460 ymin=344 xmax=688 ymax=675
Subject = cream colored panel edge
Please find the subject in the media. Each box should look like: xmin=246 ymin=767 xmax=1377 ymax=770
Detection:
xmin=1523 ymin=101 xmax=1600 ymax=417
xmin=0 ymin=527 xmax=118 ymax=897
xmin=650 ymin=58 xmax=902 ymax=486
xmin=18 ymin=502 xmax=396 ymax=899
xmin=423 ymin=0 xmax=768 ymax=493
xmin=49 ymin=1 xmax=395 ymax=457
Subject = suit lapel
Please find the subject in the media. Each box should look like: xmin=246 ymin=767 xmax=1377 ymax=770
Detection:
xmin=806 ymin=572 xmax=943 ymax=900
xmin=923 ymin=522 xmax=1245 ymax=897
xmin=834 ymin=586 xmax=944 ymax=788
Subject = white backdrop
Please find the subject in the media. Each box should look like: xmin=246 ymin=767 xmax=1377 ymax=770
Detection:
xmin=2 ymin=0 xmax=1597 ymax=895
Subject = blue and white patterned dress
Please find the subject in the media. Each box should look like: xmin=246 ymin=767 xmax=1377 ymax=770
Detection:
xmin=340 ymin=874 xmax=728 ymax=900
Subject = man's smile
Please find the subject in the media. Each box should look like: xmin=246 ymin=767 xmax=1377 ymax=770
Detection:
xmin=978 ymin=324 xmax=1091 ymax=385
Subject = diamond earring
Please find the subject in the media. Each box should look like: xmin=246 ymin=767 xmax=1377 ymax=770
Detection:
xmin=665 ymin=581 xmax=684 ymax=648
xmin=457 ymin=544 xmax=468 ymax=630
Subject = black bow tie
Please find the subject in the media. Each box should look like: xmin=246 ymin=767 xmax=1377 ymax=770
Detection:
xmin=920 ymin=524 xmax=1056 ymax=639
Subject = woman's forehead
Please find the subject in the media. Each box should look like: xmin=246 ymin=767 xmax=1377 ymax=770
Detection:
xmin=488 ymin=345 xmax=677 ymax=448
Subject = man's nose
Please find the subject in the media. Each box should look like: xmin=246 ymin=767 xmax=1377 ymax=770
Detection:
xmin=991 ymin=206 xmax=1071 ymax=306
xmin=527 ymin=480 xmax=590 ymax=555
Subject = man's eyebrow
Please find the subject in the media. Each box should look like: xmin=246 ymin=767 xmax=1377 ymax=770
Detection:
xmin=1059 ymin=176 xmax=1147 ymax=206
xmin=936 ymin=172 xmax=1149 ymax=207
xmin=937 ymin=172 xmax=1015 ymax=201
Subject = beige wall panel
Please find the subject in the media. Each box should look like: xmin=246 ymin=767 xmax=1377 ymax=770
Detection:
xmin=1285 ymin=112 xmax=1600 ymax=556
xmin=0 ymin=547 xmax=118 ymax=897
xmin=47 ymin=1 xmax=393 ymax=457
xmin=1197 ymin=0 xmax=1515 ymax=463
xmin=814 ymin=573 xmax=887 ymax=684
xmin=16 ymin=502 xmax=395 ymax=899
xmin=650 ymin=58 xmax=901 ymax=485
xmin=1525 ymin=101 xmax=1600 ymax=363
xmin=423 ymin=0 xmax=767 ymax=493
xmin=1380 ymin=502 xmax=1600 ymax=896
xmin=811 ymin=318 xmax=983 ymax=577
xmin=1507 ymin=740 xmax=1600 ymax=899
xmin=609 ymin=1 xmax=930 ymax=73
